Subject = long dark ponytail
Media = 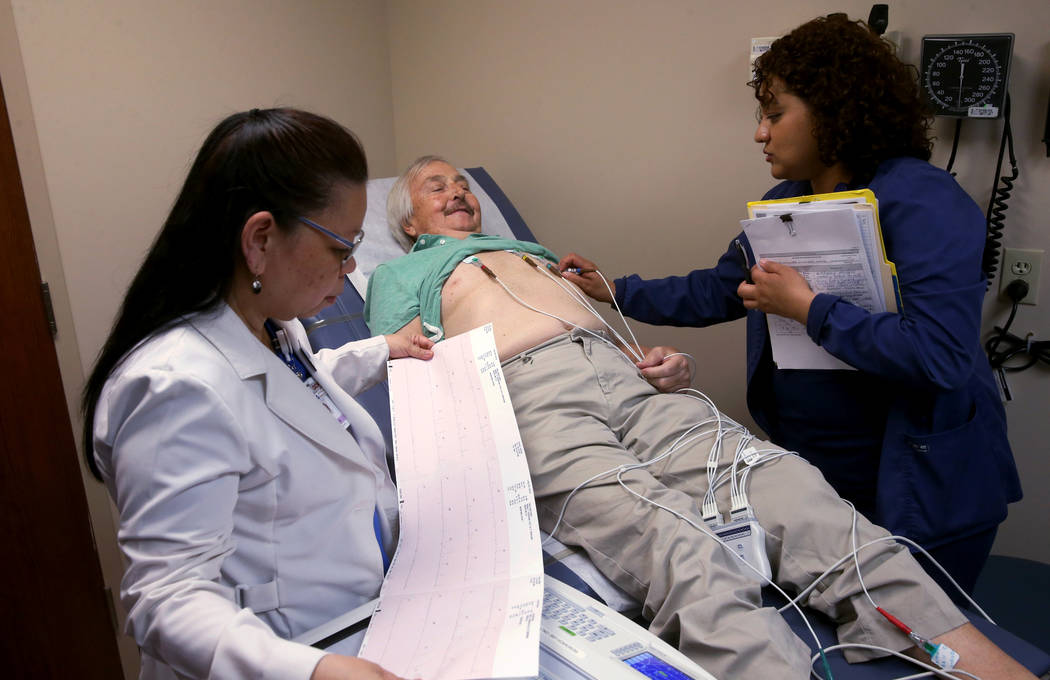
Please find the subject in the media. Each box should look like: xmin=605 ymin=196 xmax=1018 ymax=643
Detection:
xmin=81 ymin=108 xmax=367 ymax=479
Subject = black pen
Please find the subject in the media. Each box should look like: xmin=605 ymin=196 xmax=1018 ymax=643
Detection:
xmin=734 ymin=239 xmax=754 ymax=285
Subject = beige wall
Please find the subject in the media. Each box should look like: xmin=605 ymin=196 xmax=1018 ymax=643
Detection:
xmin=3 ymin=1 xmax=1049 ymax=675
xmin=2 ymin=1 xmax=397 ymax=676
xmin=387 ymin=0 xmax=1050 ymax=563
xmin=11 ymin=0 xmax=398 ymax=375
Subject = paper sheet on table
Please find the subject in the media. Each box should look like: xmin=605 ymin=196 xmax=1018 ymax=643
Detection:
xmin=358 ymin=324 xmax=543 ymax=680
xmin=742 ymin=209 xmax=884 ymax=370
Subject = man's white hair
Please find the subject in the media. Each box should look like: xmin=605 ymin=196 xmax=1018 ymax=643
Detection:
xmin=386 ymin=155 xmax=451 ymax=252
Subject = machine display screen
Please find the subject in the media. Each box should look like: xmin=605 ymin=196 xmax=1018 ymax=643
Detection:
xmin=622 ymin=651 xmax=694 ymax=679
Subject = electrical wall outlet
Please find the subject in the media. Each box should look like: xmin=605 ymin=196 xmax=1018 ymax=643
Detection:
xmin=999 ymin=248 xmax=1043 ymax=305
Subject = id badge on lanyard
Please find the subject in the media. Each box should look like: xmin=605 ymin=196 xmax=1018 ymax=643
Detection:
xmin=269 ymin=322 xmax=352 ymax=432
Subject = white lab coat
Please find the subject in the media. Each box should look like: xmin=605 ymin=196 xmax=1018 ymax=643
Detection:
xmin=94 ymin=303 xmax=395 ymax=679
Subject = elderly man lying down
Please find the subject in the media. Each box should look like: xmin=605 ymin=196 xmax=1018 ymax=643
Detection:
xmin=363 ymin=156 xmax=1034 ymax=679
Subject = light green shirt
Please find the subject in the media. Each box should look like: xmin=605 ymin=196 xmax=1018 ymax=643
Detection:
xmin=364 ymin=233 xmax=558 ymax=341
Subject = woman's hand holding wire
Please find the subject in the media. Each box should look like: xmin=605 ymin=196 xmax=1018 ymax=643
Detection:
xmin=384 ymin=333 xmax=435 ymax=361
xmin=558 ymin=252 xmax=615 ymax=303
xmin=736 ymin=259 xmax=816 ymax=325
xmin=637 ymin=346 xmax=693 ymax=393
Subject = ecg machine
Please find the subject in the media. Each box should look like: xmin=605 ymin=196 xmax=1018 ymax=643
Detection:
xmin=294 ymin=575 xmax=716 ymax=680
xmin=300 ymin=167 xmax=1050 ymax=678
xmin=538 ymin=576 xmax=715 ymax=680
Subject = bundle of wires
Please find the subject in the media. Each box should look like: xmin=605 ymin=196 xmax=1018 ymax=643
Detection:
xmin=985 ymin=280 xmax=1050 ymax=372
xmin=487 ymin=254 xmax=1001 ymax=678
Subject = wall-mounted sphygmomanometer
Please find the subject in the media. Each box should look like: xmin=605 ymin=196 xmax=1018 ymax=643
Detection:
xmin=919 ymin=34 xmax=1013 ymax=118
xmin=918 ymin=33 xmax=1017 ymax=290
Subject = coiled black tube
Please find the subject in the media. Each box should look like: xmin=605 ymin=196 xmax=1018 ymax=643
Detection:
xmin=945 ymin=119 xmax=962 ymax=176
xmin=982 ymin=94 xmax=1018 ymax=288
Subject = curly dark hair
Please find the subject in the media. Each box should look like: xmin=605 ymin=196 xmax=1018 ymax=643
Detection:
xmin=750 ymin=14 xmax=933 ymax=183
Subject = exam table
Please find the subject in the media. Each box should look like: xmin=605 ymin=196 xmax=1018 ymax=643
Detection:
xmin=301 ymin=167 xmax=1050 ymax=678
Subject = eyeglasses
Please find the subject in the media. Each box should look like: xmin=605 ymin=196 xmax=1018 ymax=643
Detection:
xmin=297 ymin=216 xmax=365 ymax=266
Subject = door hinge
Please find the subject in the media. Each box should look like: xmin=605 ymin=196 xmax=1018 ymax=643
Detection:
xmin=41 ymin=281 xmax=57 ymax=337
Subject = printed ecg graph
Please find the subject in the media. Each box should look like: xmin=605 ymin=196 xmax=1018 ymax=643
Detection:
xmin=359 ymin=324 xmax=543 ymax=680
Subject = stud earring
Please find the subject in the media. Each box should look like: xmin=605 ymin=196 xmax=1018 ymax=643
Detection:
xmin=251 ymin=276 xmax=262 ymax=294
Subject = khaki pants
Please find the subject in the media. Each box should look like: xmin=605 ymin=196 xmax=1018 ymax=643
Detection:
xmin=502 ymin=331 xmax=966 ymax=677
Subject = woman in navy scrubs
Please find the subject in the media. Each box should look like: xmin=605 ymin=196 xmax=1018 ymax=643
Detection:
xmin=561 ymin=14 xmax=1021 ymax=596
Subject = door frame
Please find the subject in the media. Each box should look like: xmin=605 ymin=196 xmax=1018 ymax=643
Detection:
xmin=0 ymin=67 xmax=125 ymax=677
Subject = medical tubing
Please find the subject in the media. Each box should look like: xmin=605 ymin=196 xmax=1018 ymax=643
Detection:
xmin=522 ymin=254 xmax=643 ymax=362
xmin=544 ymin=259 xmax=644 ymax=358
xmin=777 ymin=534 xmax=994 ymax=625
xmin=528 ymin=256 xmax=642 ymax=358
xmin=728 ymin=435 xmax=770 ymax=511
xmin=597 ymin=268 xmax=644 ymax=359
xmin=541 ymin=390 xmax=827 ymax=664
xmin=542 ymin=421 xmax=721 ymax=546
xmin=560 ymin=430 xmax=986 ymax=678
xmin=733 ymin=457 xmax=766 ymax=513
xmin=489 ymin=276 xmax=637 ymax=366
xmin=808 ymin=644 xmax=983 ymax=680
xmin=542 ymin=409 xmax=723 ymax=544
xmin=559 ymin=267 xmax=644 ymax=363
xmin=729 ymin=436 xmax=752 ymax=511
xmin=540 ymin=465 xmax=636 ymax=547
xmin=944 ymin=119 xmax=963 ymax=176
xmin=543 ymin=380 xmax=972 ymax=672
xmin=846 ymin=500 xmax=880 ymax=611
xmin=611 ymin=464 xmax=829 ymax=659
xmin=985 ymin=299 xmax=1050 ymax=371
xmin=849 ymin=512 xmax=965 ymax=679
xmin=491 ymin=249 xmax=990 ymax=671
xmin=729 ymin=440 xmax=745 ymax=510
xmin=533 ymin=262 xmax=645 ymax=362
xmin=711 ymin=451 xmax=792 ymax=502
xmin=982 ymin=93 xmax=1017 ymax=288
xmin=545 ymin=388 xmax=748 ymax=544
xmin=676 ymin=388 xmax=756 ymax=518
xmin=686 ymin=390 xmax=730 ymax=520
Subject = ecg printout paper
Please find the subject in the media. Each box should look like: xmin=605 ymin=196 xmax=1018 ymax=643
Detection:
xmin=358 ymin=324 xmax=543 ymax=680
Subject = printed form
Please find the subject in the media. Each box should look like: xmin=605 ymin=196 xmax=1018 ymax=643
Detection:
xmin=743 ymin=208 xmax=883 ymax=370
xmin=751 ymin=198 xmax=889 ymax=312
xmin=359 ymin=324 xmax=543 ymax=680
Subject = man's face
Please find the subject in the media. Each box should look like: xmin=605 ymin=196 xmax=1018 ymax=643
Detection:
xmin=404 ymin=161 xmax=482 ymax=241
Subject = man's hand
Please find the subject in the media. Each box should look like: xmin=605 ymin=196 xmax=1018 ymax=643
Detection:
xmin=637 ymin=346 xmax=693 ymax=393
xmin=558 ymin=252 xmax=615 ymax=304
xmin=311 ymin=653 xmax=417 ymax=680
xmin=384 ymin=333 xmax=435 ymax=361
xmin=736 ymin=259 xmax=816 ymax=324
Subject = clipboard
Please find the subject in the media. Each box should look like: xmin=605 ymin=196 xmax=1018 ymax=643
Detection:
xmin=747 ymin=189 xmax=901 ymax=314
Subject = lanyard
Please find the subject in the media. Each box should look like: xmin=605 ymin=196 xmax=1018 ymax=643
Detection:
xmin=264 ymin=320 xmax=351 ymax=431
xmin=263 ymin=320 xmax=389 ymax=572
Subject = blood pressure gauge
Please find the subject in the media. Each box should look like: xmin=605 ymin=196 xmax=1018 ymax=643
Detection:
xmin=920 ymin=34 xmax=1013 ymax=118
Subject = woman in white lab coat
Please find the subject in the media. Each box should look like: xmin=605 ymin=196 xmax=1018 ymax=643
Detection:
xmin=82 ymin=108 xmax=432 ymax=680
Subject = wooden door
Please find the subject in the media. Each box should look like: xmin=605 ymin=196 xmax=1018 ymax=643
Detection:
xmin=0 ymin=73 xmax=124 ymax=676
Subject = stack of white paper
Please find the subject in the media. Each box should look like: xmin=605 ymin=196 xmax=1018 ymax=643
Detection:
xmin=743 ymin=202 xmax=891 ymax=370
